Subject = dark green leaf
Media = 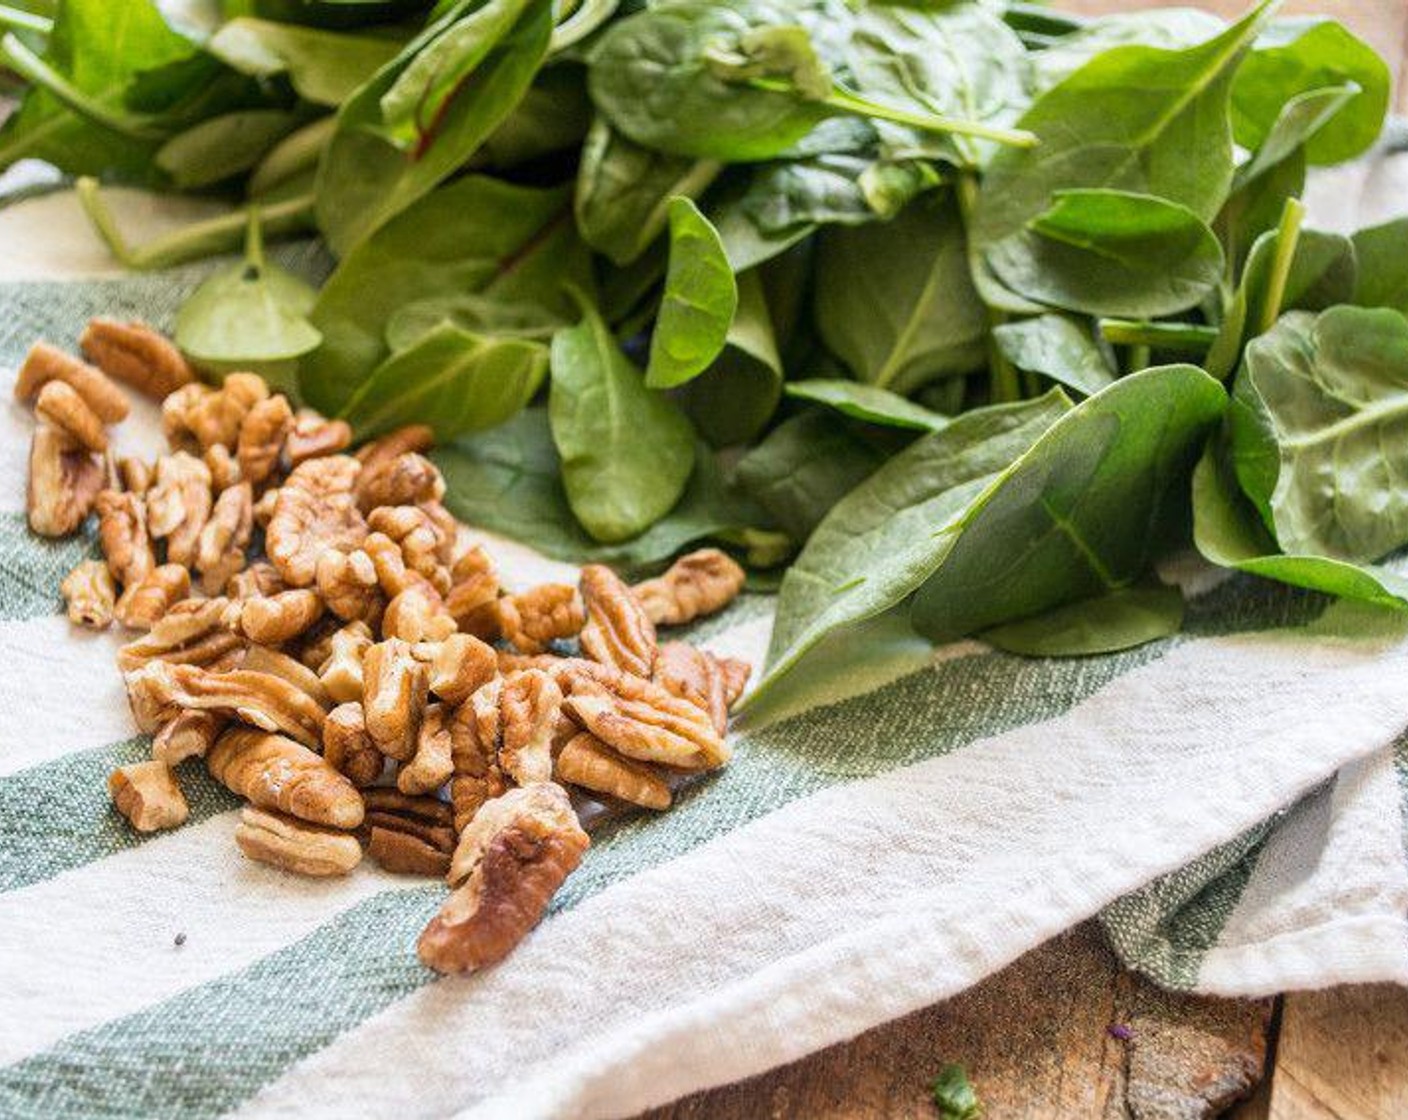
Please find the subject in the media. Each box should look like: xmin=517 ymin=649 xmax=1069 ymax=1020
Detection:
xmin=1352 ymin=218 xmax=1408 ymax=314
xmin=339 ymin=323 xmax=547 ymax=441
xmin=981 ymin=582 xmax=1184 ymax=656
xmin=206 ymin=17 xmax=404 ymax=106
xmin=549 ymin=298 xmax=696 ymax=542
xmin=155 ymin=108 xmax=303 ymax=190
xmin=1030 ymin=8 xmax=1224 ymax=92
xmin=784 ymin=380 xmax=949 ymax=431
xmin=646 ymin=197 xmax=738 ymax=389
xmin=992 ymin=314 xmax=1115 ymax=398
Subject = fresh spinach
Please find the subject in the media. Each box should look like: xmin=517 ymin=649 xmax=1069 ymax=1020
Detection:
xmin=206 ymin=17 xmax=404 ymax=105
xmin=783 ymin=380 xmax=949 ymax=432
xmin=1351 ymin=219 xmax=1408 ymax=314
xmin=156 ymin=108 xmax=305 ymax=189
xmin=980 ymin=582 xmax=1185 ymax=656
xmin=992 ymin=314 xmax=1115 ymax=398
xmin=646 ymin=197 xmax=737 ymax=389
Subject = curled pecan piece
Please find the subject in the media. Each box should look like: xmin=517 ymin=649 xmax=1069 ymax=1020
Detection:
xmin=555 ymin=731 xmax=671 ymax=811
xmin=117 ymin=597 xmax=239 ymax=673
xmin=252 ymin=486 xmax=279 ymax=528
xmin=361 ymin=788 xmax=455 ymax=877
xmin=147 ymin=452 xmax=212 ymax=568
xmin=446 ymin=546 xmax=500 ymax=638
xmin=266 ymin=455 xmax=367 ymax=587
xmin=285 ymin=409 xmax=352 ymax=466
xmin=419 ymin=783 xmax=588 ymax=974
xmin=323 ymin=702 xmax=383 ymax=788
xmin=579 ymin=564 xmax=657 ymax=678
xmin=128 ymin=662 xmax=325 ymax=747
xmin=398 ymin=702 xmax=453 ymax=795
xmin=450 ymin=678 xmax=507 ymax=832
xmin=109 ymin=760 xmax=189 ymax=832
xmin=559 ymin=664 xmax=729 ymax=771
xmin=367 ymin=505 xmax=452 ymax=592
xmin=382 ymin=584 xmax=456 ymax=643
xmin=80 ymin=318 xmax=195 ymax=398
xmin=114 ymin=564 xmax=192 ymax=631
xmin=15 ymin=341 xmax=129 ymax=423
xmin=203 ymin=444 xmax=241 ymax=492
xmin=152 ymin=710 xmax=226 ymax=766
xmin=117 ymin=456 xmax=152 ymax=495
xmin=27 ymin=425 xmax=103 ymax=537
xmin=425 ymin=633 xmax=496 ymax=705
xmin=363 ymin=638 xmax=427 ymax=760
xmin=498 ymin=583 xmax=584 ymax=654
xmin=316 ymin=548 xmax=384 ymax=626
xmin=162 ymin=372 xmax=269 ymax=452
xmin=236 ymin=394 xmax=293 ymax=487
xmin=232 ymin=588 xmax=325 ymax=646
xmin=356 ymin=424 xmax=434 ymax=471
xmin=235 ymin=806 xmax=362 ymax=877
xmin=632 ymin=549 xmax=746 ymax=627
xmin=227 ymin=561 xmax=286 ymax=601
xmin=319 ymin=622 xmax=373 ymax=704
xmin=61 ymin=560 xmax=116 ymax=629
xmin=35 ymin=380 xmax=107 ymax=452
xmin=209 ymin=727 xmax=362 ymax=828
xmin=96 ymin=489 xmax=155 ymax=586
xmin=500 ymin=670 xmax=561 ymax=786
xmin=241 ymin=645 xmax=331 ymax=707
xmin=196 ymin=482 xmax=253 ymax=595
xmin=654 ymin=641 xmax=740 ymax=736
xmin=355 ymin=451 xmax=444 ymax=512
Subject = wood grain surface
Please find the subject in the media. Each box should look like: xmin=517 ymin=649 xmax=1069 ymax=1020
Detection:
xmin=648 ymin=4 xmax=1408 ymax=1118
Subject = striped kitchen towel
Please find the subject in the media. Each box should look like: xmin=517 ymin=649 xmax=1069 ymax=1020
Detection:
xmin=1 ymin=156 xmax=1407 ymax=1119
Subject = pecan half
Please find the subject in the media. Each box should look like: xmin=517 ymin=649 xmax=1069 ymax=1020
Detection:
xmin=654 ymin=641 xmax=737 ymax=736
xmin=632 ymin=548 xmax=746 ymax=627
xmin=35 ymin=379 xmax=107 ymax=452
xmin=449 ymin=677 xmax=507 ymax=832
xmin=152 ymin=710 xmax=226 ymax=766
xmin=27 ymin=424 xmax=103 ymax=537
xmin=208 ymin=727 xmax=363 ymax=828
xmin=555 ymin=731 xmax=671 ymax=811
xmin=96 ymin=490 xmax=155 ymax=587
xmin=316 ymin=548 xmax=384 ymax=626
xmin=196 ymin=482 xmax=253 ymax=595
xmin=285 ymin=409 xmax=352 ymax=466
xmin=367 ymin=504 xmax=452 ymax=592
xmin=355 ymin=451 xmax=444 ymax=513
xmin=419 ymin=783 xmax=588 ymax=974
xmin=232 ymin=589 xmax=325 ymax=646
xmin=446 ymin=545 xmax=500 ymax=638
xmin=425 ymin=633 xmax=497 ymax=705
xmin=398 ymin=702 xmax=454 ymax=796
xmin=323 ymin=702 xmax=383 ymax=788
xmin=146 ymin=452 xmax=212 ymax=568
xmin=109 ymin=760 xmax=189 ymax=832
xmin=319 ymin=622 xmax=373 ymax=704
xmin=236 ymin=394 xmax=293 ymax=487
xmin=15 ymin=341 xmax=129 ymax=423
xmin=61 ymin=560 xmax=116 ymax=629
xmin=362 ymin=638 xmax=426 ymax=760
xmin=80 ymin=318 xmax=196 ymax=398
xmin=128 ymin=662 xmax=325 ymax=747
xmin=241 ymin=645 xmax=330 ymax=707
xmin=500 ymin=670 xmax=561 ymax=786
xmin=579 ymin=564 xmax=657 ymax=677
xmin=360 ymin=788 xmax=455 ymax=876
xmin=114 ymin=564 xmax=192 ymax=630
xmin=498 ymin=583 xmax=584 ymax=654
xmin=266 ymin=455 xmax=366 ymax=587
xmin=235 ymin=806 xmax=362 ymax=877
xmin=382 ymin=584 xmax=456 ymax=643
xmin=559 ymin=667 xmax=729 ymax=771
xmin=116 ymin=597 xmax=238 ymax=672
xmin=355 ymin=425 xmax=433 ymax=472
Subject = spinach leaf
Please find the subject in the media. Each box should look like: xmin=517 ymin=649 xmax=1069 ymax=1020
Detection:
xmin=910 ymin=365 xmax=1225 ymax=642
xmin=784 ymin=380 xmax=949 ymax=432
xmin=813 ymin=192 xmax=987 ymax=394
xmin=736 ymin=153 xmax=941 ymax=234
xmin=303 ymin=175 xmax=588 ymax=413
xmin=1352 ymin=219 xmax=1408 ymax=314
xmin=314 ymin=0 xmax=551 ymax=254
xmin=675 ymin=268 xmax=782 ymax=445
xmin=973 ymin=3 xmax=1274 ymax=311
xmin=989 ymin=188 xmax=1224 ymax=318
xmin=992 ymin=314 xmax=1115 ymax=398
xmin=549 ymin=296 xmax=696 ymax=542
xmin=249 ymin=116 xmax=336 ymax=198
xmin=155 ymin=108 xmax=304 ymax=189
xmin=436 ymin=409 xmax=758 ymax=573
xmin=174 ymin=213 xmax=321 ymax=396
xmin=708 ymin=170 xmax=818 ymax=272
xmin=474 ymin=64 xmax=591 ymax=168
xmin=385 ymin=294 xmax=565 ymax=349
xmin=1030 ymin=9 xmax=1224 ymax=92
xmin=980 ymin=582 xmax=1184 ymax=657
xmin=1192 ymin=440 xmax=1408 ymax=609
xmin=732 ymin=408 xmax=897 ymax=543
xmin=646 ymin=197 xmax=737 ymax=389
xmin=755 ymin=392 xmax=1071 ymax=700
xmin=1228 ymin=306 xmax=1408 ymax=564
xmin=844 ymin=1 xmax=1031 ymax=168
xmin=1231 ymin=18 xmax=1390 ymax=167
xmin=339 ymin=323 xmax=547 ymax=441
xmin=206 ymin=17 xmax=404 ymax=106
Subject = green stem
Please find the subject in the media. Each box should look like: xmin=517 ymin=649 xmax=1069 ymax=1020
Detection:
xmin=1099 ymin=319 xmax=1220 ymax=351
xmin=549 ymin=0 xmax=616 ymax=54
xmin=244 ymin=206 xmax=265 ymax=272
xmin=956 ymin=173 xmax=1021 ymax=403
xmin=77 ymin=177 xmax=316 ymax=271
xmin=1257 ymin=196 xmax=1306 ymax=335
xmin=825 ymin=86 xmax=1039 ymax=149
xmin=0 ymin=4 xmax=51 ymax=35
xmin=0 ymin=33 xmax=165 ymax=140
xmin=1128 ymin=344 xmax=1151 ymax=374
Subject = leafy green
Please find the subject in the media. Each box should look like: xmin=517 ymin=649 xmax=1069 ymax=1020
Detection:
xmin=1030 ymin=9 xmax=1224 ymax=92
xmin=1228 ymin=307 xmax=1408 ymax=564
xmin=755 ymin=392 xmax=1069 ymax=700
xmin=206 ymin=17 xmax=403 ymax=106
xmin=814 ymin=193 xmax=987 ymax=394
xmin=303 ymin=175 xmax=589 ymax=413
xmin=930 ymin=1064 xmax=983 ymax=1120
xmin=549 ymin=297 xmax=696 ymax=542
xmin=735 ymin=153 xmax=940 ymax=234
xmin=1352 ymin=219 xmax=1408 ymax=315
xmin=340 ymin=323 xmax=547 ymax=441
xmin=646 ymin=197 xmax=738 ymax=389
xmin=155 ymin=108 xmax=304 ymax=189
xmin=992 ymin=314 xmax=1115 ymax=398
xmin=981 ymin=582 xmax=1184 ymax=656
xmin=1192 ymin=440 xmax=1408 ymax=609
xmin=911 ymin=366 xmax=1225 ymax=643
xmin=784 ymin=380 xmax=949 ymax=432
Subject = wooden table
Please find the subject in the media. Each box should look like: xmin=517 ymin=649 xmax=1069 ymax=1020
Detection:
xmin=650 ymin=4 xmax=1408 ymax=1117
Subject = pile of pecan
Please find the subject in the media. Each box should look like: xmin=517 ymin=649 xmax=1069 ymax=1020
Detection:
xmin=17 ymin=319 xmax=750 ymax=974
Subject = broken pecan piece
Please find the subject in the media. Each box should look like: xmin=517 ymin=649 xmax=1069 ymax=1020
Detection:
xmin=578 ymin=564 xmax=657 ymax=678
xmin=117 ymin=597 xmax=239 ymax=672
xmin=398 ymin=702 xmax=453 ymax=796
xmin=35 ymin=379 xmax=107 ymax=452
xmin=284 ymin=409 xmax=352 ymax=466
xmin=425 ymin=633 xmax=497 ymax=705
xmin=498 ymin=583 xmax=584 ymax=654
xmin=116 ymin=456 xmax=152 ymax=495
xmin=109 ymin=760 xmax=189 ymax=832
xmin=27 ymin=424 xmax=103 ymax=537
xmin=559 ymin=667 xmax=729 ymax=771
xmin=232 ymin=589 xmax=325 ymax=646
xmin=654 ymin=641 xmax=734 ymax=736
xmin=15 ymin=341 xmax=129 ymax=423
xmin=203 ymin=444 xmax=241 ymax=492
xmin=419 ymin=783 xmax=588 ymax=974
xmin=196 ymin=482 xmax=253 ymax=595
xmin=208 ymin=727 xmax=363 ymax=828
xmin=367 ymin=504 xmax=452 ymax=591
xmin=318 ymin=622 xmax=373 ymax=704
xmin=382 ymin=584 xmax=456 ymax=643
xmin=128 ymin=662 xmax=326 ymax=747
xmin=362 ymin=638 xmax=427 ymax=761
xmin=499 ymin=670 xmax=561 ymax=786
xmin=323 ymin=702 xmax=383 ymax=788
xmin=241 ymin=645 xmax=331 ymax=707
xmin=266 ymin=455 xmax=366 ymax=587
xmin=355 ymin=451 xmax=444 ymax=512
xmin=61 ymin=560 xmax=116 ymax=629
xmin=96 ymin=490 xmax=155 ymax=586
xmin=632 ymin=548 xmax=746 ymax=627
xmin=555 ymin=732 xmax=671 ymax=811
xmin=113 ymin=563 xmax=192 ymax=630
xmin=80 ymin=318 xmax=196 ymax=398
xmin=360 ymin=789 xmax=455 ymax=876
xmin=236 ymin=394 xmax=293 ymax=487
xmin=146 ymin=452 xmax=212 ymax=568
xmin=315 ymin=548 xmax=384 ymax=626
xmin=152 ymin=710 xmax=226 ymax=766
xmin=235 ymin=806 xmax=362 ymax=877
xmin=446 ymin=545 xmax=500 ymax=638
xmin=450 ymin=677 xmax=507 ymax=832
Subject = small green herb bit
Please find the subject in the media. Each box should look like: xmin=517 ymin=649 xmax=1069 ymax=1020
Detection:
xmin=931 ymin=1062 xmax=982 ymax=1120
